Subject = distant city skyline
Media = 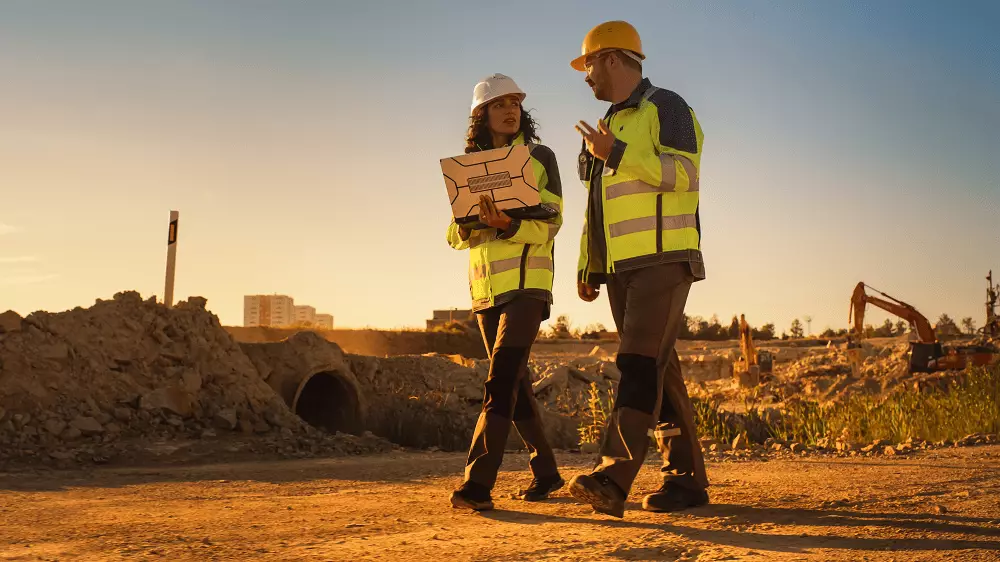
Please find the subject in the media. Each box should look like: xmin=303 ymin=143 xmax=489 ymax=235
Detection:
xmin=1 ymin=1 xmax=997 ymax=333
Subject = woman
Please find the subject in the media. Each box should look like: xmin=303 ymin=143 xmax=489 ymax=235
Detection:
xmin=447 ymin=74 xmax=565 ymax=511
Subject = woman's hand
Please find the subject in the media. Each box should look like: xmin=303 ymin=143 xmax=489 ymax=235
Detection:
xmin=478 ymin=195 xmax=512 ymax=231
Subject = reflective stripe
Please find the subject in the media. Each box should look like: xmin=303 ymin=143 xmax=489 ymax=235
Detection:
xmin=490 ymin=256 xmax=523 ymax=275
xmin=547 ymin=223 xmax=559 ymax=241
xmin=604 ymin=154 xmax=699 ymax=200
xmin=608 ymin=214 xmax=697 ymax=238
xmin=469 ymin=230 xmax=497 ymax=249
xmin=470 ymin=263 xmax=487 ymax=280
xmin=676 ymin=155 xmax=699 ymax=192
xmin=472 ymin=255 xmax=552 ymax=280
xmin=606 ymin=180 xmax=658 ymax=200
xmin=525 ymin=256 xmax=553 ymax=271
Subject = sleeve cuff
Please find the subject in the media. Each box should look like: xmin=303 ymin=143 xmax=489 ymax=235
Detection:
xmin=605 ymin=138 xmax=627 ymax=170
xmin=497 ymin=219 xmax=521 ymax=240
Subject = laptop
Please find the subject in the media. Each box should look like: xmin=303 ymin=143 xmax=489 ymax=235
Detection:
xmin=441 ymin=144 xmax=558 ymax=229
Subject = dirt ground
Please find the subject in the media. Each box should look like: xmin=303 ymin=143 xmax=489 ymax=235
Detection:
xmin=2 ymin=446 xmax=999 ymax=561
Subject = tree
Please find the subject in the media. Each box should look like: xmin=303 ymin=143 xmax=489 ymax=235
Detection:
xmin=936 ymin=314 xmax=960 ymax=338
xmin=781 ymin=331 xmax=789 ymax=340
xmin=876 ymin=318 xmax=894 ymax=337
xmin=790 ymin=318 xmax=804 ymax=339
xmin=803 ymin=315 xmax=813 ymax=337
xmin=895 ymin=320 xmax=907 ymax=335
xmin=550 ymin=315 xmax=572 ymax=338
xmin=820 ymin=327 xmax=837 ymax=338
xmin=752 ymin=323 xmax=776 ymax=341
xmin=961 ymin=317 xmax=976 ymax=335
xmin=687 ymin=315 xmax=704 ymax=335
xmin=728 ymin=316 xmax=740 ymax=340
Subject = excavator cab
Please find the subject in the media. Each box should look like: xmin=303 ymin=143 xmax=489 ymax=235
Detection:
xmin=758 ymin=350 xmax=774 ymax=374
xmin=908 ymin=341 xmax=943 ymax=373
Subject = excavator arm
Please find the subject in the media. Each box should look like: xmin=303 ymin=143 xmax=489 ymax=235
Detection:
xmin=849 ymin=282 xmax=937 ymax=343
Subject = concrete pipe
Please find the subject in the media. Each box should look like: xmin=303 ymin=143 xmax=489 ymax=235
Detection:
xmin=271 ymin=369 xmax=365 ymax=435
xmin=240 ymin=331 xmax=367 ymax=434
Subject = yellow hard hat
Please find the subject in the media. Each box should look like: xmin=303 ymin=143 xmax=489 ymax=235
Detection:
xmin=571 ymin=20 xmax=645 ymax=71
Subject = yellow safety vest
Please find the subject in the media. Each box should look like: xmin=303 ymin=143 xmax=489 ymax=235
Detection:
xmin=447 ymin=133 xmax=563 ymax=312
xmin=578 ymin=79 xmax=705 ymax=284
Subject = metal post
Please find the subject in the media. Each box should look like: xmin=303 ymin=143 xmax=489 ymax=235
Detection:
xmin=164 ymin=210 xmax=179 ymax=307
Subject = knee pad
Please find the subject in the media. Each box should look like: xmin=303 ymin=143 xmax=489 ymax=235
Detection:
xmin=615 ymin=353 xmax=659 ymax=414
xmin=483 ymin=346 xmax=528 ymax=418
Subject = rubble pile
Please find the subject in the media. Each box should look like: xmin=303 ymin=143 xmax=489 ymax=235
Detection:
xmin=0 ymin=292 xmax=390 ymax=468
xmin=344 ymin=352 xmax=577 ymax=450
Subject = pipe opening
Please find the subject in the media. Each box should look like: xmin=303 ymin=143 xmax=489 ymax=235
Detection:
xmin=292 ymin=370 xmax=362 ymax=434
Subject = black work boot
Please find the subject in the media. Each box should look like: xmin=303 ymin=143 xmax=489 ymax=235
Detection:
xmin=517 ymin=474 xmax=565 ymax=501
xmin=450 ymin=481 xmax=494 ymax=511
xmin=568 ymin=472 xmax=627 ymax=518
xmin=641 ymin=481 xmax=709 ymax=513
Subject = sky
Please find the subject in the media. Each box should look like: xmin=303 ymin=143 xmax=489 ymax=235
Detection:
xmin=1 ymin=0 xmax=998 ymax=334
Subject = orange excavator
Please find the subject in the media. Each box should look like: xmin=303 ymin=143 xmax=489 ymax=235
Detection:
xmin=849 ymin=282 xmax=998 ymax=373
xmin=734 ymin=314 xmax=773 ymax=376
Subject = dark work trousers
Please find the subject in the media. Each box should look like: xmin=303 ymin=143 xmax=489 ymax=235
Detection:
xmin=463 ymin=296 xmax=559 ymax=489
xmin=595 ymin=262 xmax=709 ymax=496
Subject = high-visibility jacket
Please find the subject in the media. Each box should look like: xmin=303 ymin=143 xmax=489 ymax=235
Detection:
xmin=578 ymin=78 xmax=705 ymax=285
xmin=447 ymin=133 xmax=563 ymax=313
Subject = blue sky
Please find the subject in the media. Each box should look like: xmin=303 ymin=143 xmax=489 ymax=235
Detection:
xmin=1 ymin=1 xmax=998 ymax=334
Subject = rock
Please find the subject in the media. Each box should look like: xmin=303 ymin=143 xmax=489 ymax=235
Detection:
xmin=0 ymin=406 xmax=6 ymax=422
xmin=181 ymin=371 xmax=203 ymax=393
xmin=532 ymin=366 xmax=569 ymax=395
xmin=239 ymin=417 xmax=254 ymax=434
xmin=105 ymin=423 xmax=122 ymax=434
xmin=253 ymin=420 xmax=271 ymax=434
xmin=0 ymin=310 xmax=22 ymax=333
xmin=70 ymin=416 xmax=104 ymax=435
xmin=187 ymin=296 xmax=208 ymax=309
xmin=49 ymin=450 xmax=75 ymax=460
xmin=790 ymin=443 xmax=804 ymax=454
xmin=214 ymin=409 xmax=238 ymax=430
xmin=140 ymin=387 xmax=194 ymax=417
xmin=732 ymin=433 xmax=750 ymax=450
xmin=201 ymin=429 xmax=217 ymax=438
xmin=61 ymin=427 xmax=82 ymax=440
xmin=884 ymin=446 xmax=897 ymax=456
xmin=113 ymin=407 xmax=133 ymax=422
xmin=934 ymin=505 xmax=947 ymax=514
xmin=568 ymin=366 xmax=602 ymax=385
xmin=44 ymin=419 xmax=67 ymax=436
xmin=771 ymin=443 xmax=786 ymax=452
xmin=599 ymin=362 xmax=622 ymax=382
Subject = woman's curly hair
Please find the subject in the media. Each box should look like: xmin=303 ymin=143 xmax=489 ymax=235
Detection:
xmin=464 ymin=103 xmax=540 ymax=154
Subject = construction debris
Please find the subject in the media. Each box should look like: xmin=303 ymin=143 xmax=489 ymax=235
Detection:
xmin=0 ymin=292 xmax=391 ymax=468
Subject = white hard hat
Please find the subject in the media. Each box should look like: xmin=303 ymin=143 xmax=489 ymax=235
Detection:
xmin=470 ymin=73 xmax=526 ymax=115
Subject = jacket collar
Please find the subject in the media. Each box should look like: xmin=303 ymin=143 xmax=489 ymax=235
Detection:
xmin=476 ymin=130 xmax=525 ymax=151
xmin=607 ymin=77 xmax=653 ymax=115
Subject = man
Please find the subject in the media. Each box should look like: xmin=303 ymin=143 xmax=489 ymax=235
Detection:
xmin=567 ymin=20 xmax=709 ymax=518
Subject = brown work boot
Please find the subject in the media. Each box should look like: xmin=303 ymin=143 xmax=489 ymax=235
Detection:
xmin=568 ymin=472 xmax=626 ymax=518
xmin=641 ymin=481 xmax=709 ymax=513
xmin=450 ymin=481 xmax=494 ymax=511
xmin=517 ymin=474 xmax=565 ymax=501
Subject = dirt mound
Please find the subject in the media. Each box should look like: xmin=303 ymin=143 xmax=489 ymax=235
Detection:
xmin=0 ymin=292 xmax=390 ymax=468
